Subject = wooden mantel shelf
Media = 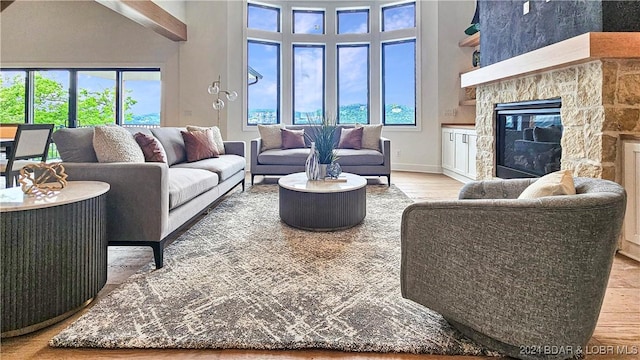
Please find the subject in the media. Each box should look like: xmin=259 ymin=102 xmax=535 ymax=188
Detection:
xmin=461 ymin=32 xmax=640 ymax=88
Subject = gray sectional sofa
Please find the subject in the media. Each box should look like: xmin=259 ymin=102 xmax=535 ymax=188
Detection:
xmin=52 ymin=126 xmax=246 ymax=269
xmin=250 ymin=125 xmax=391 ymax=185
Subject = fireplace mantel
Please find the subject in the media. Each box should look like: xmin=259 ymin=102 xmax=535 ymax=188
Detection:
xmin=461 ymin=32 xmax=640 ymax=88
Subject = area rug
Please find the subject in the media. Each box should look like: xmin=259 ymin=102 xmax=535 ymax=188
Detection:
xmin=50 ymin=185 xmax=495 ymax=356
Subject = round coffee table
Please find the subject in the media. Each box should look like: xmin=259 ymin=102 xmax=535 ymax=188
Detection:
xmin=278 ymin=172 xmax=366 ymax=231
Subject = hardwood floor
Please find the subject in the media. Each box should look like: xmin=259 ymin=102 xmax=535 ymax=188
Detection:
xmin=1 ymin=171 xmax=638 ymax=359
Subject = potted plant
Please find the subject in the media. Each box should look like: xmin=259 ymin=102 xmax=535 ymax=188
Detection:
xmin=305 ymin=115 xmax=338 ymax=179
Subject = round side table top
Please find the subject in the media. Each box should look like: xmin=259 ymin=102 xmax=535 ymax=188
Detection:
xmin=278 ymin=172 xmax=366 ymax=193
xmin=0 ymin=181 xmax=110 ymax=212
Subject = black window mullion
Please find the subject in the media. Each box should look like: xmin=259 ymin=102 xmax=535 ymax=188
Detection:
xmin=115 ymin=71 xmax=122 ymax=125
xmin=26 ymin=71 xmax=34 ymax=124
xmin=68 ymin=70 xmax=77 ymax=128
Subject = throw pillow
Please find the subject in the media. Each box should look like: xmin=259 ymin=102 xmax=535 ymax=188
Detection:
xmin=181 ymin=129 xmax=220 ymax=162
xmin=281 ymin=128 xmax=306 ymax=149
xmin=186 ymin=125 xmax=225 ymax=155
xmin=134 ymin=132 xmax=167 ymax=163
xmin=258 ymin=124 xmax=284 ymax=151
xmin=355 ymin=123 xmax=383 ymax=151
xmin=93 ymin=125 xmax=145 ymax=163
xmin=52 ymin=127 xmax=98 ymax=162
xmin=338 ymin=127 xmax=363 ymax=150
xmin=518 ymin=170 xmax=576 ymax=199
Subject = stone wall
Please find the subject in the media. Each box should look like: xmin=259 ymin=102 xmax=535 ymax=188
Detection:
xmin=475 ymin=59 xmax=640 ymax=182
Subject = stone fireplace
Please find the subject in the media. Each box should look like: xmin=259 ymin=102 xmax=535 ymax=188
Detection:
xmin=474 ymin=58 xmax=640 ymax=183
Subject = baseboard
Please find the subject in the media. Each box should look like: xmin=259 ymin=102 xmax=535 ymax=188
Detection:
xmin=391 ymin=163 xmax=441 ymax=173
xmin=442 ymin=169 xmax=475 ymax=183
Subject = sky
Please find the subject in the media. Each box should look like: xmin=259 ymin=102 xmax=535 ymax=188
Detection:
xmin=247 ymin=2 xmax=416 ymax=116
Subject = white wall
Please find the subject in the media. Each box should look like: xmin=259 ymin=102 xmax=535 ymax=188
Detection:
xmin=0 ymin=0 xmax=181 ymax=126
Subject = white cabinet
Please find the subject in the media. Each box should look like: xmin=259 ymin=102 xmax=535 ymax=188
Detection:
xmin=442 ymin=126 xmax=477 ymax=183
xmin=442 ymin=128 xmax=455 ymax=170
xmin=620 ymin=140 xmax=640 ymax=261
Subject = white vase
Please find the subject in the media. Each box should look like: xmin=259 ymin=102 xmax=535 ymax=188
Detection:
xmin=305 ymin=142 xmax=320 ymax=180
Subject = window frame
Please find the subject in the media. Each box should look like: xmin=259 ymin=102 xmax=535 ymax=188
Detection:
xmin=247 ymin=2 xmax=281 ymax=33
xmin=244 ymin=0 xmax=419 ymax=131
xmin=381 ymin=38 xmax=417 ymax=126
xmin=247 ymin=39 xmax=282 ymax=125
xmin=336 ymin=8 xmax=370 ymax=35
xmin=292 ymin=43 xmax=326 ymax=124
xmin=0 ymin=67 xmax=161 ymax=127
xmin=336 ymin=43 xmax=370 ymax=124
xmin=292 ymin=9 xmax=325 ymax=35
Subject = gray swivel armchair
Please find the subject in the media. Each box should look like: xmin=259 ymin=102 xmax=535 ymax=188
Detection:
xmin=400 ymin=177 xmax=627 ymax=360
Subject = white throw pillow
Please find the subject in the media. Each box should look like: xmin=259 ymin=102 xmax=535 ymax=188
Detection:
xmin=93 ymin=125 xmax=145 ymax=163
xmin=186 ymin=125 xmax=225 ymax=155
xmin=518 ymin=170 xmax=576 ymax=199
xmin=258 ymin=124 xmax=285 ymax=151
xmin=355 ymin=123 xmax=383 ymax=151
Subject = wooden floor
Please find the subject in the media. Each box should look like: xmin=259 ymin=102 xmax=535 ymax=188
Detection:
xmin=1 ymin=171 xmax=638 ymax=359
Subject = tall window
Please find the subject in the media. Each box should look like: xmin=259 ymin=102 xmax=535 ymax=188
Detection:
xmin=382 ymin=39 xmax=416 ymax=125
xmin=293 ymin=44 xmax=325 ymax=124
xmin=247 ymin=40 xmax=280 ymax=125
xmin=0 ymin=68 xmax=161 ymax=127
xmin=245 ymin=1 xmax=418 ymax=127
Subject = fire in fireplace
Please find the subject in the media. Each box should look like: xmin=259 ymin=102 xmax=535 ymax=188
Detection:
xmin=495 ymin=98 xmax=562 ymax=179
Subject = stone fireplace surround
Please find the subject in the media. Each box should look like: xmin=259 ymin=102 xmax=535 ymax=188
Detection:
xmin=463 ymin=33 xmax=640 ymax=184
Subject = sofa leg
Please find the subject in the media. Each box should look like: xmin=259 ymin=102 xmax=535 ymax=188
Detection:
xmin=387 ymin=175 xmax=391 ymax=186
xmin=151 ymin=243 xmax=164 ymax=269
xmin=251 ymin=174 xmax=255 ymax=185
xmin=242 ymin=179 xmax=246 ymax=192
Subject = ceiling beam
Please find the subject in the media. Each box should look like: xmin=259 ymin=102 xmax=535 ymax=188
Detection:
xmin=1 ymin=1 xmax=15 ymax=12
xmin=95 ymin=0 xmax=187 ymax=41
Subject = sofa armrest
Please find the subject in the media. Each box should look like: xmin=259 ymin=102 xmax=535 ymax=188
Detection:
xmin=250 ymin=138 xmax=261 ymax=170
xmin=224 ymin=141 xmax=245 ymax=157
xmin=380 ymin=137 xmax=391 ymax=165
xmin=61 ymin=162 xmax=169 ymax=243
xmin=458 ymin=178 xmax=536 ymax=200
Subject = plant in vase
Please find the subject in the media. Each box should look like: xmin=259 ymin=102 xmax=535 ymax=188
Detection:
xmin=305 ymin=115 xmax=338 ymax=179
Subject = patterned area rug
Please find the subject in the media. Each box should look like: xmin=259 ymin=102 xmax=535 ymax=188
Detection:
xmin=50 ymin=185 xmax=494 ymax=355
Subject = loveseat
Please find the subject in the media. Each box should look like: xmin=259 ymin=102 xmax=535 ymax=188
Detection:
xmin=250 ymin=124 xmax=391 ymax=185
xmin=52 ymin=126 xmax=246 ymax=269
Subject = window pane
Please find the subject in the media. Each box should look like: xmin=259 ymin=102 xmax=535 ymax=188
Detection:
xmin=337 ymin=45 xmax=369 ymax=124
xmin=77 ymin=71 xmax=116 ymax=127
xmin=382 ymin=40 xmax=415 ymax=125
xmin=248 ymin=40 xmax=280 ymax=125
xmin=382 ymin=2 xmax=415 ymax=31
xmin=122 ymin=71 xmax=161 ymax=126
xmin=293 ymin=45 xmax=324 ymax=124
xmin=34 ymin=70 xmax=69 ymax=127
xmin=293 ymin=10 xmax=324 ymax=34
xmin=0 ymin=71 xmax=26 ymax=124
xmin=337 ymin=9 xmax=369 ymax=34
xmin=248 ymin=3 xmax=280 ymax=32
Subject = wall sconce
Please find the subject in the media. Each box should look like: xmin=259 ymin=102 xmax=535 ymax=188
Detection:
xmin=207 ymin=75 xmax=238 ymax=111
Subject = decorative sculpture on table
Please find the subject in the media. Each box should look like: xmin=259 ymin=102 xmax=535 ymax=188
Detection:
xmin=305 ymin=142 xmax=321 ymax=180
xmin=18 ymin=162 xmax=68 ymax=196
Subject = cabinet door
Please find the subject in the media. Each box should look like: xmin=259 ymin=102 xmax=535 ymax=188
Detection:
xmin=442 ymin=129 xmax=455 ymax=170
xmin=466 ymin=134 xmax=477 ymax=179
xmin=623 ymin=141 xmax=640 ymax=255
xmin=454 ymin=132 xmax=468 ymax=174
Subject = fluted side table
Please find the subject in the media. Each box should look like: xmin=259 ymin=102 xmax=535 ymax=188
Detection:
xmin=0 ymin=181 xmax=109 ymax=338
xmin=278 ymin=172 xmax=366 ymax=231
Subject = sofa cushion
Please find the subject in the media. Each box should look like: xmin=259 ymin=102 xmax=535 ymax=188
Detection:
xmin=52 ymin=127 xmax=98 ymax=162
xmin=518 ymin=170 xmax=575 ymax=199
xmin=151 ymin=127 xmax=187 ymax=166
xmin=186 ymin=125 xmax=225 ymax=155
xmin=355 ymin=123 xmax=383 ymax=151
xmin=533 ymin=125 xmax=562 ymax=143
xmin=93 ymin=125 xmax=145 ymax=163
xmin=167 ymin=167 xmax=219 ymax=210
xmin=172 ymin=154 xmax=245 ymax=181
xmin=181 ymin=129 xmax=220 ymax=162
xmin=258 ymin=124 xmax=284 ymax=151
xmin=338 ymin=127 xmax=363 ymax=150
xmin=258 ymin=148 xmax=310 ymax=166
xmin=333 ymin=149 xmax=384 ymax=166
xmin=281 ymin=128 xmax=306 ymax=149
xmin=134 ymin=132 xmax=167 ymax=163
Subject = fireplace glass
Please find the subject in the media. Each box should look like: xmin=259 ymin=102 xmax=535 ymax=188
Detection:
xmin=495 ymin=99 xmax=562 ymax=178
